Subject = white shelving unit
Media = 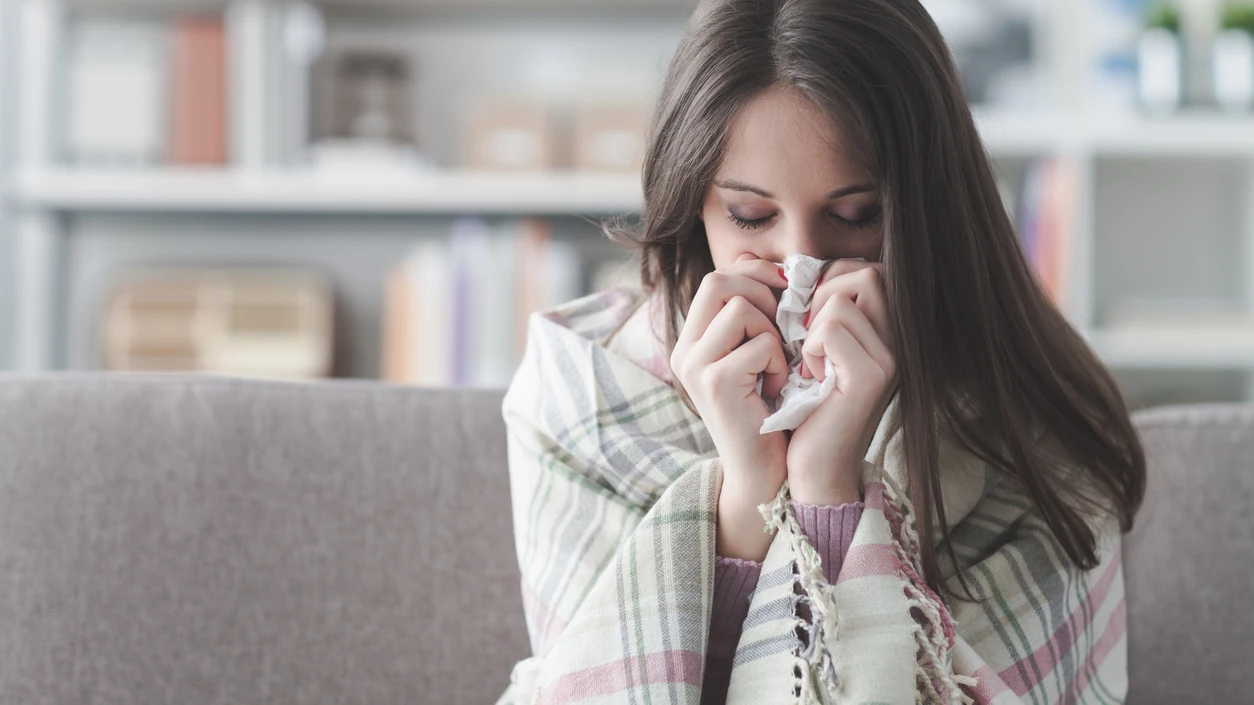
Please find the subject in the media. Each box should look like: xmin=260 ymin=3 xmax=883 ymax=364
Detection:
xmin=2 ymin=0 xmax=680 ymax=376
xmin=4 ymin=0 xmax=1254 ymax=404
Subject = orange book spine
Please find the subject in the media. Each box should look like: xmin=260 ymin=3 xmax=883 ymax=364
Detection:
xmin=383 ymin=264 xmax=413 ymax=383
xmin=169 ymin=16 xmax=228 ymax=165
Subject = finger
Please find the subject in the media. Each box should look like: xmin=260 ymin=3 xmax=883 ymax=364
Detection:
xmin=801 ymin=318 xmax=869 ymax=390
xmin=808 ymin=293 xmax=894 ymax=374
xmin=809 ymin=262 xmax=893 ymax=350
xmin=801 ymin=345 xmax=826 ymax=382
xmin=713 ymin=330 xmax=789 ymax=400
xmin=725 ymin=256 xmax=790 ymax=294
xmin=681 ymin=265 xmax=783 ymax=345
xmin=688 ymin=296 xmax=781 ymax=369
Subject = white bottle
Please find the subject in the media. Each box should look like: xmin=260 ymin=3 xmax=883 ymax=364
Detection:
xmin=1139 ymin=28 xmax=1184 ymax=114
xmin=1214 ymin=29 xmax=1254 ymax=111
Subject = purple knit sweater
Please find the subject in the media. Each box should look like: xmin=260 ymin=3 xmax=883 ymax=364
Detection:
xmin=702 ymin=499 xmax=864 ymax=705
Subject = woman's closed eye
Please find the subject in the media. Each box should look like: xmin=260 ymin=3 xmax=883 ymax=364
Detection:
xmin=727 ymin=210 xmax=775 ymax=230
xmin=836 ymin=203 xmax=882 ymax=230
xmin=726 ymin=206 xmax=882 ymax=231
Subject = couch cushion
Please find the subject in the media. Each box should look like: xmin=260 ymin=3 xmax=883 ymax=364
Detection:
xmin=1126 ymin=402 xmax=1254 ymax=705
xmin=0 ymin=374 xmax=526 ymax=705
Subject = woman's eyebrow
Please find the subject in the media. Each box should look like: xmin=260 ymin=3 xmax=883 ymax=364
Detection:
xmin=826 ymin=183 xmax=876 ymax=199
xmin=714 ymin=178 xmax=877 ymax=200
xmin=714 ymin=178 xmax=774 ymax=198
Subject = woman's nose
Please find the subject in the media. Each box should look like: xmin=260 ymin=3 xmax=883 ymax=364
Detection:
xmin=769 ymin=219 xmax=831 ymax=263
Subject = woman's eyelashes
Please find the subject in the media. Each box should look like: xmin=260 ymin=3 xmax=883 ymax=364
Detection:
xmin=727 ymin=211 xmax=774 ymax=230
xmin=725 ymin=205 xmax=881 ymax=231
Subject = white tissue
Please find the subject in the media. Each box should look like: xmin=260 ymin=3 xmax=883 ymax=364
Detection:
xmin=755 ymin=254 xmax=866 ymax=434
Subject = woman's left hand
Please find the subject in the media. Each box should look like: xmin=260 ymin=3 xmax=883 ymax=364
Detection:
xmin=786 ymin=260 xmax=899 ymax=505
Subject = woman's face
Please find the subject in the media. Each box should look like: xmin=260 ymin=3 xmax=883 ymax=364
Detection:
xmin=701 ymin=84 xmax=884 ymax=269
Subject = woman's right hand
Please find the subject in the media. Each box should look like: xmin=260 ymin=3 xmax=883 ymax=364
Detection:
xmin=669 ymin=253 xmax=790 ymax=561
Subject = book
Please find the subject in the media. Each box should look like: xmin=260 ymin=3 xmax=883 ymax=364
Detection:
xmin=408 ymin=237 xmax=452 ymax=387
xmin=473 ymin=221 xmax=519 ymax=388
xmin=1017 ymin=157 xmax=1076 ymax=308
xmin=383 ymin=263 xmax=415 ymax=383
xmin=449 ymin=217 xmax=493 ymax=387
xmin=169 ymin=15 xmax=228 ymax=165
xmin=65 ymin=18 xmax=166 ymax=165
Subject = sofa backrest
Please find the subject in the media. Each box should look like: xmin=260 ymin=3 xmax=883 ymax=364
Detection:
xmin=0 ymin=375 xmax=1250 ymax=703
xmin=1123 ymin=402 xmax=1254 ymax=704
xmin=0 ymin=375 xmax=529 ymax=705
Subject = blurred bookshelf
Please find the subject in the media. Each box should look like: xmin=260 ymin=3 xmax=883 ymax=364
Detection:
xmin=2 ymin=0 xmax=1254 ymax=408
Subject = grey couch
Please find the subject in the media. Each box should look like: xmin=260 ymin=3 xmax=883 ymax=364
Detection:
xmin=0 ymin=375 xmax=1249 ymax=704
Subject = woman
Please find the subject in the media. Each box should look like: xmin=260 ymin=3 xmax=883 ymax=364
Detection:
xmin=497 ymin=0 xmax=1145 ymax=703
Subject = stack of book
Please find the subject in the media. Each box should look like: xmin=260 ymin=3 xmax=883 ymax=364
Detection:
xmin=384 ymin=217 xmax=599 ymax=388
xmin=1017 ymin=156 xmax=1079 ymax=308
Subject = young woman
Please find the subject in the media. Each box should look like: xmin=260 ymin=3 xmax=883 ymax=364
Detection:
xmin=498 ymin=1 xmax=1146 ymax=703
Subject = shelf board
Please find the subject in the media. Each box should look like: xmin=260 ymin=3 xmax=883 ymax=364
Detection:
xmin=971 ymin=109 xmax=1069 ymax=156
xmin=9 ymin=167 xmax=645 ymax=215
xmin=1086 ymin=326 xmax=1254 ymax=369
xmin=973 ymin=108 xmax=1254 ymax=157
xmin=13 ymin=111 xmax=1254 ymax=215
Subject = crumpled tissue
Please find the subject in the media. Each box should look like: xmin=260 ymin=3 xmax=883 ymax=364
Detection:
xmin=755 ymin=253 xmax=866 ymax=434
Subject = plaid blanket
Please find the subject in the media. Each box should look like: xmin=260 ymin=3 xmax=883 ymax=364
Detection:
xmin=496 ymin=287 xmax=1128 ymax=705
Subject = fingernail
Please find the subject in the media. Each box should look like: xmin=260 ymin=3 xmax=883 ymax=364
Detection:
xmin=777 ymin=267 xmax=788 ymax=283
xmin=803 ymin=311 xmax=811 ymax=328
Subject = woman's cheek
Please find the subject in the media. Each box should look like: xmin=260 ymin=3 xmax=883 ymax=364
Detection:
xmin=704 ymin=222 xmax=739 ymax=266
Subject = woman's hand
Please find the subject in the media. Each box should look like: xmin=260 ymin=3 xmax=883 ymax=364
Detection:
xmin=670 ymin=253 xmax=790 ymax=560
xmin=786 ymin=260 xmax=899 ymax=505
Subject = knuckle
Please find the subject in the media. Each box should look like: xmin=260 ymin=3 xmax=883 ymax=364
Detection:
xmin=701 ymin=364 xmax=734 ymax=394
xmin=725 ymin=295 xmax=751 ymax=315
xmin=883 ymin=356 xmax=898 ymax=380
xmin=868 ymin=361 xmax=888 ymax=384
xmin=812 ymin=317 xmax=838 ymax=337
xmin=701 ymin=270 xmax=727 ymax=292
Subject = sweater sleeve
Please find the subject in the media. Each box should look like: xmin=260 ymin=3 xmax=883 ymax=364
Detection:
xmin=788 ymin=498 xmax=865 ymax=584
xmin=702 ymin=556 xmax=761 ymax=705
xmin=702 ymin=500 xmax=864 ymax=704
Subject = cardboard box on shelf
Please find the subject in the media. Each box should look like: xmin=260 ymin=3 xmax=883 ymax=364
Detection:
xmin=462 ymin=98 xmax=555 ymax=171
xmin=572 ymin=101 xmax=648 ymax=173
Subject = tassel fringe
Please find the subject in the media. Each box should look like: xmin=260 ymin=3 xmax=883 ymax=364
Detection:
xmin=759 ymin=475 xmax=979 ymax=705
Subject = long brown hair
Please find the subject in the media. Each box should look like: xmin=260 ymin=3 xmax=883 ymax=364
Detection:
xmin=606 ymin=0 xmax=1146 ymax=604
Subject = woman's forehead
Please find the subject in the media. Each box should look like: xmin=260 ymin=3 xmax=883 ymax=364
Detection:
xmin=718 ymin=85 xmax=873 ymax=194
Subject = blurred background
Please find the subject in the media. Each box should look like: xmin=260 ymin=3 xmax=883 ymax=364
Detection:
xmin=1 ymin=0 xmax=1253 ymax=408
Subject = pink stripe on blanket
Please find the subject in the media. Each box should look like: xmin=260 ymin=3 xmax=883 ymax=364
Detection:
xmin=538 ymin=650 xmax=705 ymax=704
xmin=1060 ymin=598 xmax=1127 ymax=705
xmin=834 ymin=542 xmax=898 ymax=584
xmin=833 ymin=482 xmax=898 ymax=584
xmin=996 ymin=547 xmax=1124 ymax=697
xmin=862 ymin=480 xmax=890 ymax=510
